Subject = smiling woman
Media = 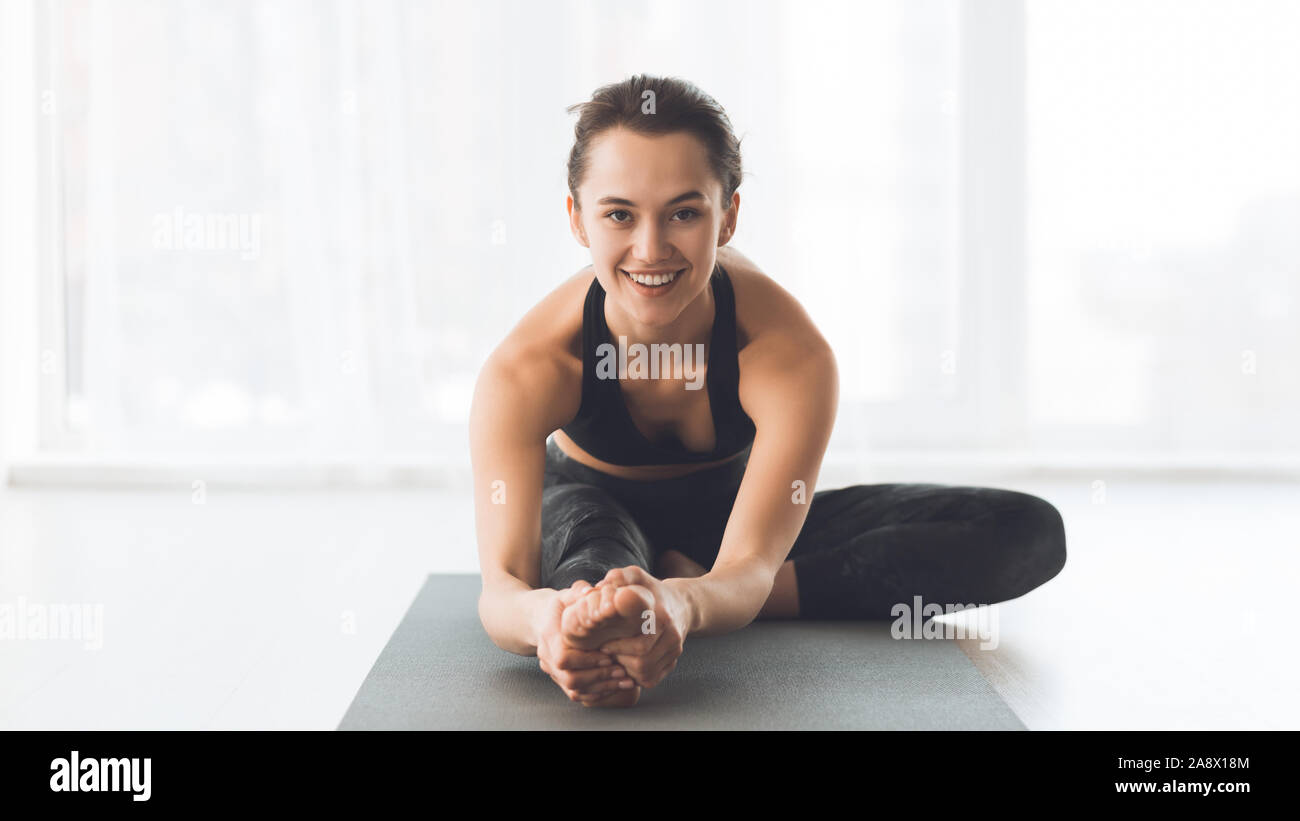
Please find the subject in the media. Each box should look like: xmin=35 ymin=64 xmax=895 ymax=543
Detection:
xmin=469 ymin=74 xmax=1067 ymax=709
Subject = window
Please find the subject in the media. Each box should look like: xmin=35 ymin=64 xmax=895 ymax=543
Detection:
xmin=12 ymin=0 xmax=1293 ymax=480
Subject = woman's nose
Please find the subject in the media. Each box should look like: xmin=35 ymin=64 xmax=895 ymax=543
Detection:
xmin=631 ymin=222 xmax=673 ymax=263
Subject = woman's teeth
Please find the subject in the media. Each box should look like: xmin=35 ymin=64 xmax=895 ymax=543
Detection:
xmin=623 ymin=269 xmax=680 ymax=286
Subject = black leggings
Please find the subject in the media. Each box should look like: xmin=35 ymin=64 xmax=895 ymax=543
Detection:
xmin=540 ymin=436 xmax=1067 ymax=619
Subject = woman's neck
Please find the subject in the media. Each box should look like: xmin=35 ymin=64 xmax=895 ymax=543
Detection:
xmin=602 ymin=275 xmax=716 ymax=352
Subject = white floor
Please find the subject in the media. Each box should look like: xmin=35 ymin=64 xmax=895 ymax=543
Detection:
xmin=1 ymin=473 xmax=1296 ymax=729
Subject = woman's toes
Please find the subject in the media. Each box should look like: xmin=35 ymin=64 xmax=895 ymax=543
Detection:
xmin=613 ymin=584 xmax=654 ymax=621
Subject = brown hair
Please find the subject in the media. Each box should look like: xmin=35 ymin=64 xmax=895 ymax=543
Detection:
xmin=566 ymin=74 xmax=744 ymax=211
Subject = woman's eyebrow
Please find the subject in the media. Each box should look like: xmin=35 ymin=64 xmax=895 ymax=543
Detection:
xmin=596 ymin=191 xmax=707 ymax=207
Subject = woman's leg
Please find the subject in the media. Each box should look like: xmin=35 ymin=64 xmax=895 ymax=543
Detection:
xmin=539 ymin=482 xmax=656 ymax=591
xmin=781 ymin=483 xmax=1067 ymax=619
xmin=537 ymin=463 xmax=657 ymax=708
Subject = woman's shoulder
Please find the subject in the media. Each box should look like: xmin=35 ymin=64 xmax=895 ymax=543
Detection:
xmin=719 ymin=249 xmax=839 ymax=420
xmin=718 ymin=247 xmax=832 ymax=359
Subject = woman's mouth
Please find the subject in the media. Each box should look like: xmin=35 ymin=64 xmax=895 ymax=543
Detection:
xmin=621 ymin=267 xmax=685 ymax=296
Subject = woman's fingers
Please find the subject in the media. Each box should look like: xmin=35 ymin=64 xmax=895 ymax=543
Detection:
xmin=557 ymin=663 xmax=626 ymax=691
xmin=605 ymin=636 xmax=683 ymax=688
xmin=645 ymin=656 xmax=679 ymax=688
xmin=541 ymin=639 xmax=629 ymax=694
xmin=543 ymin=650 xmax=626 ymax=691
xmin=598 ymin=633 xmax=655 ymax=657
xmin=576 ymin=674 xmax=639 ymax=702
xmin=553 ymin=645 xmax=613 ymax=670
xmin=637 ymin=653 xmax=678 ymax=688
xmin=557 ymin=663 xmax=632 ymax=699
xmin=579 ymin=666 xmax=635 ymax=696
xmin=615 ymin=649 xmax=668 ymax=687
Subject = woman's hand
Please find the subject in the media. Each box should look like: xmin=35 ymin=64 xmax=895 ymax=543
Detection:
xmin=591 ymin=565 xmax=691 ymax=688
xmin=532 ymin=580 xmax=636 ymax=704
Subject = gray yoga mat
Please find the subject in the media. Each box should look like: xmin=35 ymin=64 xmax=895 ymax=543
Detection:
xmin=338 ymin=574 xmax=1025 ymax=730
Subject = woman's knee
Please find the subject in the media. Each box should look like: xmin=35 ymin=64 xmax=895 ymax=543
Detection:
xmin=546 ymin=485 xmax=645 ymax=547
xmin=541 ymin=484 xmax=652 ymax=583
xmin=999 ymin=491 xmax=1068 ymax=588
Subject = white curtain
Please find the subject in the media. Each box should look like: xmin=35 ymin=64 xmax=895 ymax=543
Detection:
xmin=1026 ymin=0 xmax=1300 ymax=454
xmin=32 ymin=0 xmax=1300 ymax=470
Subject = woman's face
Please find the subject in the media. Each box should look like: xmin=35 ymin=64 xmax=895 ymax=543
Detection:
xmin=568 ymin=127 xmax=739 ymax=330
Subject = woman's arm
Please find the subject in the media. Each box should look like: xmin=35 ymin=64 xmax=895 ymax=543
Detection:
xmin=471 ymin=333 xmax=639 ymax=702
xmin=470 ymin=349 xmax=569 ymax=655
xmin=469 ymin=265 xmax=600 ymax=656
xmin=672 ymin=267 xmax=839 ymax=637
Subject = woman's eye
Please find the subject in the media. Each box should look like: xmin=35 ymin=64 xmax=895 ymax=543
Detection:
xmin=603 ymin=208 xmax=697 ymax=224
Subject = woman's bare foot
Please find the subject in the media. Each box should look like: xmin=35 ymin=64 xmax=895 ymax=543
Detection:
xmin=656 ymin=549 xmax=708 ymax=579
xmin=559 ymin=582 xmax=655 ymax=652
xmin=575 ymin=585 xmax=643 ymax=707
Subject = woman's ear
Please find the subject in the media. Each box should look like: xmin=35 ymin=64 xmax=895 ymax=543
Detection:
xmin=567 ymin=195 xmax=590 ymax=247
xmin=718 ymin=191 xmax=740 ymax=246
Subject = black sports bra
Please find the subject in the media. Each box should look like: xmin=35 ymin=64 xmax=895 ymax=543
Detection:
xmin=559 ymin=262 xmax=756 ymax=466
